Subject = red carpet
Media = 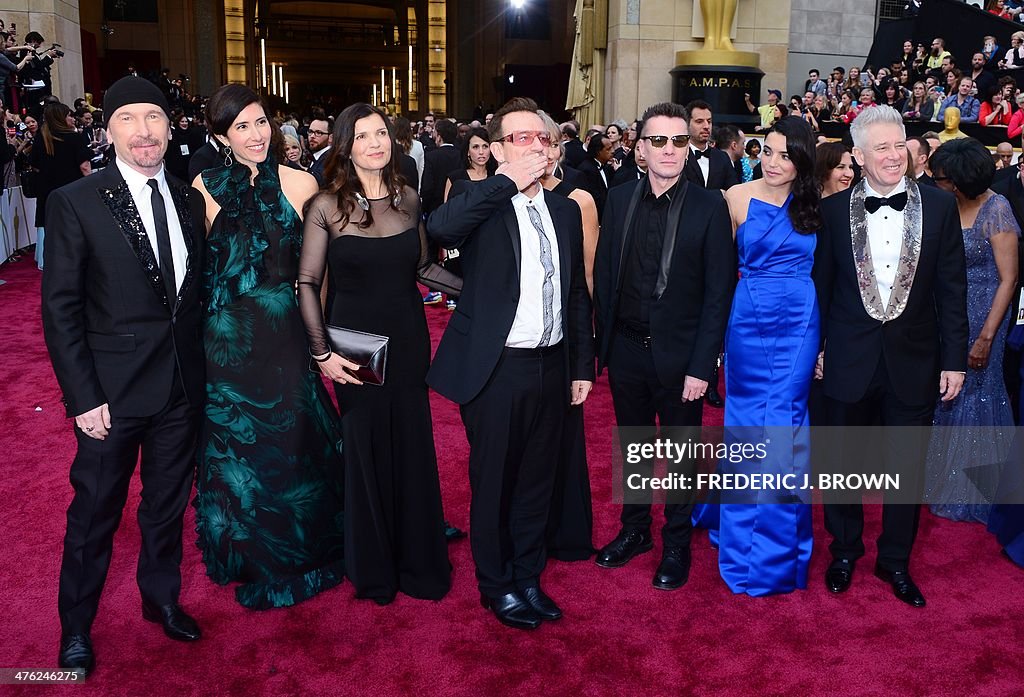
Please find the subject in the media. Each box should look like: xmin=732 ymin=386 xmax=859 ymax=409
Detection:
xmin=1 ymin=254 xmax=1021 ymax=696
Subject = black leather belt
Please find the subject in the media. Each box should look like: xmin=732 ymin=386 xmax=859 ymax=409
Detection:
xmin=616 ymin=322 xmax=652 ymax=349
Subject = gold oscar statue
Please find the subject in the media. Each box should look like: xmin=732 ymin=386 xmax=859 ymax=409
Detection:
xmin=939 ymin=107 xmax=967 ymax=142
xmin=700 ymin=0 xmax=737 ymax=51
xmin=676 ymin=0 xmax=758 ymax=68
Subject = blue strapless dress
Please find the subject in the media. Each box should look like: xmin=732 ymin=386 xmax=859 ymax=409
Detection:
xmin=716 ymin=196 xmax=818 ymax=596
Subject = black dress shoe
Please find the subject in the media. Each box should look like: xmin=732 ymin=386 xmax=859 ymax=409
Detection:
xmin=826 ymin=558 xmax=854 ymax=594
xmin=519 ymin=585 xmax=562 ymax=621
xmin=705 ymin=365 xmax=724 ymax=408
xmin=58 ymin=633 xmax=94 ymax=678
xmin=595 ymin=528 xmax=653 ymax=568
xmin=480 ymin=592 xmax=542 ymax=630
xmin=652 ymin=546 xmax=691 ymax=590
xmin=874 ymin=565 xmax=926 ymax=608
xmin=142 ymin=601 xmax=202 ymax=641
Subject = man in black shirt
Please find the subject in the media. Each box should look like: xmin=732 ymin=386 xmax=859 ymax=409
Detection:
xmin=968 ymin=52 xmax=996 ymax=103
xmin=592 ymin=102 xmax=734 ymax=590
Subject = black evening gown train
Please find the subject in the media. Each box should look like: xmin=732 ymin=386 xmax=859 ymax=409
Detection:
xmin=545 ymin=177 xmax=595 ymax=560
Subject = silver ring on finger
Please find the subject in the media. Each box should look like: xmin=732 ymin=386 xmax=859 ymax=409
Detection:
xmin=86 ymin=426 xmax=95 ymax=432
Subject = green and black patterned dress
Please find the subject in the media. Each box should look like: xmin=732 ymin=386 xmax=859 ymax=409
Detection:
xmin=193 ymin=156 xmax=345 ymax=609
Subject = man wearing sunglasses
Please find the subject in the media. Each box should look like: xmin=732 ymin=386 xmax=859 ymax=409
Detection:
xmin=593 ymin=102 xmax=735 ymax=590
xmin=427 ymin=97 xmax=595 ymax=630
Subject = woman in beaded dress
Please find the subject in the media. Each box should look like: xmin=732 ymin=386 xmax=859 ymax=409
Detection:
xmin=925 ymin=138 xmax=1020 ymax=523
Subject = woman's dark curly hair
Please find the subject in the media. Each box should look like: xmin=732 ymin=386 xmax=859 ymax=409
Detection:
xmin=319 ymin=102 xmax=407 ymax=230
xmin=766 ymin=116 xmax=822 ymax=234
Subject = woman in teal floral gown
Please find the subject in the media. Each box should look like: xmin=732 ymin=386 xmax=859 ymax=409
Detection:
xmin=191 ymin=84 xmax=345 ymax=609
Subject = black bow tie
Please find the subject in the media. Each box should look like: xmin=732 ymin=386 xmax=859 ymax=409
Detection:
xmin=693 ymin=148 xmax=711 ymax=159
xmin=864 ymin=192 xmax=908 ymax=214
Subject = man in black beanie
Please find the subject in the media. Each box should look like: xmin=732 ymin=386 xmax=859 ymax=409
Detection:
xmin=42 ymin=75 xmax=207 ymax=678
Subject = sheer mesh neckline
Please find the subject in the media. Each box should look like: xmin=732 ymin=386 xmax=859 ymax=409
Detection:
xmin=307 ymin=188 xmax=419 ymax=239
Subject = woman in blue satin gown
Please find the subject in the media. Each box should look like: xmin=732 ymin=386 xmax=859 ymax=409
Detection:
xmin=716 ymin=117 xmax=822 ymax=596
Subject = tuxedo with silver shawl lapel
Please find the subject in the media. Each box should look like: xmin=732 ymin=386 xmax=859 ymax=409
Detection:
xmin=42 ymin=161 xmax=206 ymax=636
xmin=814 ymin=176 xmax=967 ymax=574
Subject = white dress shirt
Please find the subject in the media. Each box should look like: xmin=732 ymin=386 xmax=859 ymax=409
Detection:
xmin=864 ymin=178 xmax=907 ymax=309
xmin=506 ymin=189 xmax=564 ymax=348
xmin=691 ymin=145 xmax=711 ymax=185
xmin=115 ymin=158 xmax=188 ymax=292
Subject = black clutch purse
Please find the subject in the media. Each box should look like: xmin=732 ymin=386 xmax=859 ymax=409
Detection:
xmin=318 ymin=325 xmax=389 ymax=386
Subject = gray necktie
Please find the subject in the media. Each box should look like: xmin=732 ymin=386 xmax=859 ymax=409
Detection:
xmin=526 ymin=204 xmax=555 ymax=346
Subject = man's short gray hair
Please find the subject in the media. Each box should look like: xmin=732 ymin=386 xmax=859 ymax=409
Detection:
xmin=849 ymin=105 xmax=906 ymax=150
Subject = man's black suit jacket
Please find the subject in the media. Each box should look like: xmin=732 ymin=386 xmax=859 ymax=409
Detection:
xmin=564 ymin=138 xmax=586 ymax=168
xmin=683 ymin=146 xmax=739 ymax=190
xmin=42 ymin=162 xmax=206 ymax=418
xmin=814 ymin=182 xmax=968 ymax=405
xmin=308 ymin=149 xmax=330 ymax=186
xmin=593 ymin=178 xmax=735 ymax=387
xmin=426 ymin=175 xmax=596 ymax=405
xmin=576 ymin=157 xmax=610 ymax=217
xmin=187 ymin=141 xmax=221 ymax=183
xmin=418 ymin=132 xmax=437 ymax=153
xmin=611 ymin=160 xmax=644 ymax=188
xmin=421 ymin=144 xmax=462 ymax=215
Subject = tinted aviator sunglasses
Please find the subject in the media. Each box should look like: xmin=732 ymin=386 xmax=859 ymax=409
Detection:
xmin=494 ymin=131 xmax=553 ymax=146
xmin=641 ymin=134 xmax=690 ymax=148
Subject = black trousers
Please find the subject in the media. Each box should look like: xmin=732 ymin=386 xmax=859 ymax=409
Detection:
xmin=607 ymin=334 xmax=703 ymax=548
xmin=58 ymin=374 xmax=199 ymax=634
xmin=461 ymin=344 xmax=567 ymax=598
xmin=823 ymin=355 xmax=933 ymax=572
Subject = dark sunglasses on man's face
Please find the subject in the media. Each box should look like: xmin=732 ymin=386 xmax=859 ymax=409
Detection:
xmin=641 ymin=134 xmax=690 ymax=148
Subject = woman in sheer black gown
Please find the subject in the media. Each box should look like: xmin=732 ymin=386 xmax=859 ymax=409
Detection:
xmin=535 ymin=111 xmax=600 ymax=560
xmin=298 ymin=103 xmax=460 ymax=604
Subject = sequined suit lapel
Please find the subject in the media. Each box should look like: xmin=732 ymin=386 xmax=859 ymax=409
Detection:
xmin=97 ymin=171 xmax=171 ymax=311
xmin=848 ymin=177 xmax=922 ymax=322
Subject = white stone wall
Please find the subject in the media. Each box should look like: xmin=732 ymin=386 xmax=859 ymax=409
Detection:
xmin=786 ymin=0 xmax=876 ymax=98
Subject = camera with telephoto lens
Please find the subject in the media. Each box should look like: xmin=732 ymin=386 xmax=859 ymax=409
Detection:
xmin=48 ymin=43 xmax=64 ymax=57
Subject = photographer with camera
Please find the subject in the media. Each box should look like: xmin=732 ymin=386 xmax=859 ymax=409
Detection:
xmin=0 ymin=32 xmax=31 ymax=99
xmin=20 ymin=31 xmax=63 ymax=118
